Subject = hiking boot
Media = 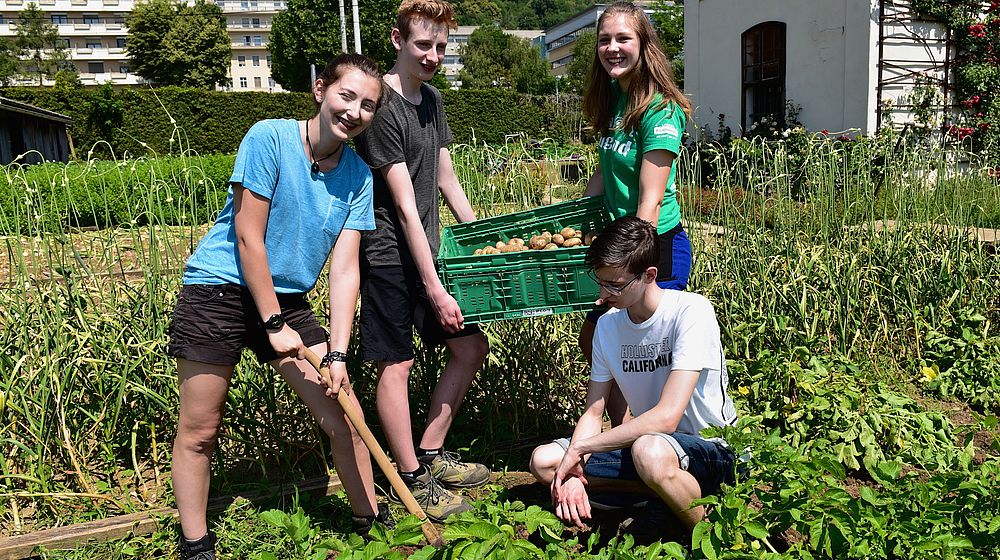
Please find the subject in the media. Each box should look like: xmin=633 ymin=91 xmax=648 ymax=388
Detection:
xmin=352 ymin=503 xmax=396 ymax=538
xmin=390 ymin=467 xmax=473 ymax=521
xmin=418 ymin=450 xmax=491 ymax=489
xmin=178 ymin=530 xmax=216 ymax=560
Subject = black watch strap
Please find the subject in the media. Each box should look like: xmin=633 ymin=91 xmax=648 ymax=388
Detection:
xmin=320 ymin=351 xmax=349 ymax=368
xmin=263 ymin=313 xmax=285 ymax=330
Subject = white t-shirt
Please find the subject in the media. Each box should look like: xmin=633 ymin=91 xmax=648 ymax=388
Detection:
xmin=591 ymin=289 xmax=738 ymax=435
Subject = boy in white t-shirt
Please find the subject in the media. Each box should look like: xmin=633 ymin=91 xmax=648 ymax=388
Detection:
xmin=529 ymin=216 xmax=738 ymax=533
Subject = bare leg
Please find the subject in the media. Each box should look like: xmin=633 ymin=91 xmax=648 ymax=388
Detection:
xmin=172 ymin=359 xmax=233 ymax=541
xmin=631 ymin=435 xmax=704 ymax=530
xmin=376 ymin=359 xmax=419 ymax=472
xmin=578 ymin=320 xmax=631 ymax=426
xmin=272 ymin=341 xmax=377 ymax=517
xmin=418 ymin=332 xmax=488 ymax=450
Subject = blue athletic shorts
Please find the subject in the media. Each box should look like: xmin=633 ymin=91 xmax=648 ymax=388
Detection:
xmin=555 ymin=432 xmax=736 ymax=497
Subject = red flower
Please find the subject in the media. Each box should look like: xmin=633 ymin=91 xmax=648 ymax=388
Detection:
xmin=821 ymin=129 xmax=829 ymax=135
xmin=969 ymin=23 xmax=987 ymax=38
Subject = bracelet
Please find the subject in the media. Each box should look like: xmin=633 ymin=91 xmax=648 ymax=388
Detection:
xmin=320 ymin=351 xmax=349 ymax=368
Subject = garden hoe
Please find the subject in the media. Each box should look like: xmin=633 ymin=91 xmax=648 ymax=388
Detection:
xmin=303 ymin=349 xmax=445 ymax=547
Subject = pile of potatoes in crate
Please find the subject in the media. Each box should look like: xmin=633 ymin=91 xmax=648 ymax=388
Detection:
xmin=473 ymin=227 xmax=597 ymax=255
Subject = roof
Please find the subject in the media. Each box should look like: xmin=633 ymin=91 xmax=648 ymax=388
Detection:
xmin=0 ymin=96 xmax=72 ymax=124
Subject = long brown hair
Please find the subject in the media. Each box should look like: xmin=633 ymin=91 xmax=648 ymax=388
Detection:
xmin=314 ymin=53 xmax=384 ymax=110
xmin=583 ymin=1 xmax=691 ymax=137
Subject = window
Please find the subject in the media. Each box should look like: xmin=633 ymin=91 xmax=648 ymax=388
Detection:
xmin=273 ymin=1 xmax=281 ymax=7
xmin=239 ymin=76 xmax=248 ymax=88
xmin=252 ymin=35 xmax=262 ymax=46
xmin=254 ymin=76 xmax=261 ymax=88
xmin=56 ymin=38 xmax=70 ymax=49
xmin=88 ymin=62 xmax=104 ymax=73
xmin=120 ymin=65 xmax=129 ymax=74
xmin=241 ymin=17 xmax=249 ymax=27
xmin=240 ymin=0 xmax=248 ymax=7
xmin=116 ymin=38 xmax=126 ymax=48
xmin=251 ymin=17 xmax=260 ymax=27
xmin=83 ymin=15 xmax=99 ymax=24
xmin=252 ymin=55 xmax=260 ymax=66
xmin=443 ymin=55 xmax=461 ymax=65
xmin=112 ymin=14 xmax=125 ymax=24
xmin=741 ymin=21 xmax=786 ymax=131
xmin=266 ymin=54 xmax=272 ymax=67
xmin=237 ymin=55 xmax=246 ymax=67
xmin=85 ymin=39 xmax=102 ymax=48
xmin=268 ymin=77 xmax=275 ymax=88
xmin=243 ymin=35 xmax=251 ymax=45
xmin=51 ymin=14 xmax=68 ymax=24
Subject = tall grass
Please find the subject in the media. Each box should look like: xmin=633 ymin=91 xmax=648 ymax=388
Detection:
xmin=1 ymin=134 xmax=998 ymax=536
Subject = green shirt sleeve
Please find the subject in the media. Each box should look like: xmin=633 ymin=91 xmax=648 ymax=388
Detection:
xmin=639 ymin=100 xmax=685 ymax=156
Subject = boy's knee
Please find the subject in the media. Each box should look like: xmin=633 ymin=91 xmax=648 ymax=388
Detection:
xmin=632 ymin=434 xmax=679 ymax=480
xmin=528 ymin=443 xmax=564 ymax=483
xmin=453 ymin=333 xmax=489 ymax=363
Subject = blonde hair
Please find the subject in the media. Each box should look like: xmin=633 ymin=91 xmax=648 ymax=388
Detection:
xmin=396 ymin=0 xmax=457 ymax=39
xmin=584 ymin=1 xmax=691 ymax=137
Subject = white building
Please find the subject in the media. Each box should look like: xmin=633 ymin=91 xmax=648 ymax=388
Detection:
xmin=443 ymin=25 xmax=545 ymax=87
xmin=0 ymin=0 xmax=285 ymax=91
xmin=684 ymin=0 xmax=955 ymax=136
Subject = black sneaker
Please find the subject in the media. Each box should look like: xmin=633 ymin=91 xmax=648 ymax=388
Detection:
xmin=177 ymin=530 xmax=216 ymax=560
xmin=389 ymin=467 xmax=473 ymax=521
xmin=351 ymin=503 xmax=396 ymax=538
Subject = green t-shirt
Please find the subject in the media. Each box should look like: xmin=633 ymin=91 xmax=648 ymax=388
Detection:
xmin=597 ymin=82 xmax=686 ymax=234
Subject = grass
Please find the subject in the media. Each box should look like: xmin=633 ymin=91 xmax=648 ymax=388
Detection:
xmin=1 ymin=131 xmax=998 ymax=558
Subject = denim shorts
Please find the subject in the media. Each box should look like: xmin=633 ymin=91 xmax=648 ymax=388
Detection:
xmin=555 ymin=432 xmax=736 ymax=497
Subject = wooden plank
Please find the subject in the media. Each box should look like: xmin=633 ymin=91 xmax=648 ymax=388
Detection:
xmin=0 ymin=474 xmax=343 ymax=560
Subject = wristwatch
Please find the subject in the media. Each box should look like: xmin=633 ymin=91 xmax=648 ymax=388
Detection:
xmin=263 ymin=313 xmax=285 ymax=331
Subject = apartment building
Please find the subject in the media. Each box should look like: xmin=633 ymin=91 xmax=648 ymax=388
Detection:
xmin=543 ymin=1 xmax=658 ymax=77
xmin=0 ymin=0 xmax=285 ymax=91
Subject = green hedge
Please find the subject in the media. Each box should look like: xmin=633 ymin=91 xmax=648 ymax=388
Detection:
xmin=1 ymin=154 xmax=235 ymax=233
xmin=0 ymin=86 xmax=583 ymax=157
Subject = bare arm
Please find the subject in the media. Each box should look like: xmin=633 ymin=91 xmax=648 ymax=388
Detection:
xmin=569 ymin=369 xmax=700 ymax=456
xmin=635 ymin=149 xmax=675 ymax=226
xmin=321 ymin=228 xmax=362 ymax=397
xmin=380 ymin=162 xmax=464 ymax=333
xmin=438 ymin=147 xmax=476 ymax=223
xmin=551 ymin=379 xmax=611 ymax=527
xmin=583 ymin=166 xmax=604 ymax=197
xmin=233 ymin=185 xmax=304 ymax=359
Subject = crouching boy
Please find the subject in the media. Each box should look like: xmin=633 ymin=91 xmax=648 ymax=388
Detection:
xmin=529 ymin=216 xmax=738 ymax=533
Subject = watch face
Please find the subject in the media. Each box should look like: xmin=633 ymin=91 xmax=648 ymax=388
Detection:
xmin=265 ymin=314 xmax=284 ymax=329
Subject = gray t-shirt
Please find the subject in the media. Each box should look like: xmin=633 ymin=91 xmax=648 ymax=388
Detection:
xmin=355 ymin=83 xmax=453 ymax=267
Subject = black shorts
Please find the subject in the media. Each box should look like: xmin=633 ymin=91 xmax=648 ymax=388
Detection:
xmin=359 ymin=265 xmax=482 ymax=362
xmin=167 ymin=283 xmax=328 ymax=365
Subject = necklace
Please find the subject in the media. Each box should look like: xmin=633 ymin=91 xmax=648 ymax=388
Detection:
xmin=305 ymin=120 xmax=344 ymax=174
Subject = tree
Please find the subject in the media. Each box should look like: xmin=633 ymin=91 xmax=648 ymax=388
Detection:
xmin=458 ymin=26 xmax=555 ymax=94
xmin=563 ymin=30 xmax=595 ymax=95
xmin=455 ymin=0 xmax=502 ymax=26
xmin=651 ymin=0 xmax=684 ymax=87
xmin=269 ymin=0 xmax=396 ymax=92
xmin=15 ymin=3 xmax=73 ymax=85
xmin=0 ymin=37 xmax=18 ymax=86
xmin=126 ymin=0 xmax=230 ymax=88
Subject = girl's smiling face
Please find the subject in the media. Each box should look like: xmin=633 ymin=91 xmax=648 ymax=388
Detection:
xmin=597 ymin=15 xmax=641 ymax=89
xmin=314 ymin=67 xmax=381 ymax=142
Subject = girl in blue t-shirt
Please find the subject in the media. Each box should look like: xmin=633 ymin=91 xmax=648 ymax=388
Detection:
xmin=167 ymin=54 xmax=386 ymax=559
xmin=579 ymin=1 xmax=694 ymax=429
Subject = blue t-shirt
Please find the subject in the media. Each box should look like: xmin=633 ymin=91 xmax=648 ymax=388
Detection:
xmin=183 ymin=119 xmax=375 ymax=293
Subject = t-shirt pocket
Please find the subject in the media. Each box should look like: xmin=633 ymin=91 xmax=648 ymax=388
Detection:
xmin=320 ymin=197 xmax=352 ymax=248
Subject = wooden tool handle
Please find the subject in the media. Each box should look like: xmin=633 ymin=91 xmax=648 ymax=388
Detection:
xmin=303 ymin=349 xmax=444 ymax=547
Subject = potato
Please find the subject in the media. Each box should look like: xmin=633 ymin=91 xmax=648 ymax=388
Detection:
xmin=560 ymin=227 xmax=576 ymax=238
xmin=474 ymin=248 xmax=483 ymax=255
xmin=563 ymin=237 xmax=583 ymax=247
xmin=544 ymin=243 xmax=558 ymax=250
xmin=486 ymin=246 xmax=501 ymax=254
xmin=509 ymin=237 xmax=524 ymax=246
xmin=540 ymin=231 xmax=552 ymax=243
xmin=584 ymin=232 xmax=597 ymax=246
xmin=529 ymin=235 xmax=547 ymax=250
xmin=495 ymin=241 xmax=506 ymax=249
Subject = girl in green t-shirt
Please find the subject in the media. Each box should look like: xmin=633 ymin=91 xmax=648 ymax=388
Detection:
xmin=579 ymin=1 xmax=694 ymax=428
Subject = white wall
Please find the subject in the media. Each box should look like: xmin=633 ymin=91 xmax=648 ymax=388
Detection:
xmin=685 ymin=0 xmax=879 ymax=136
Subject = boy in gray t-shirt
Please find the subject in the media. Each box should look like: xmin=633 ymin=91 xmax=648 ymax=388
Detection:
xmin=353 ymin=0 xmax=490 ymax=522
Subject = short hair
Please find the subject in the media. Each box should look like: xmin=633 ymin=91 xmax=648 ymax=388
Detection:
xmin=315 ymin=53 xmax=383 ymax=109
xmin=396 ymin=0 xmax=457 ymax=40
xmin=585 ymin=216 xmax=659 ymax=274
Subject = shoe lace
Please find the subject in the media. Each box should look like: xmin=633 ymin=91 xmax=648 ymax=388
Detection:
xmin=418 ymin=472 xmax=449 ymax=505
xmin=437 ymin=450 xmax=466 ymax=468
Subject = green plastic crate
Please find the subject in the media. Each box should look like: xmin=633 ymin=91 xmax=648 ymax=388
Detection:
xmin=437 ymin=196 xmax=612 ymax=323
